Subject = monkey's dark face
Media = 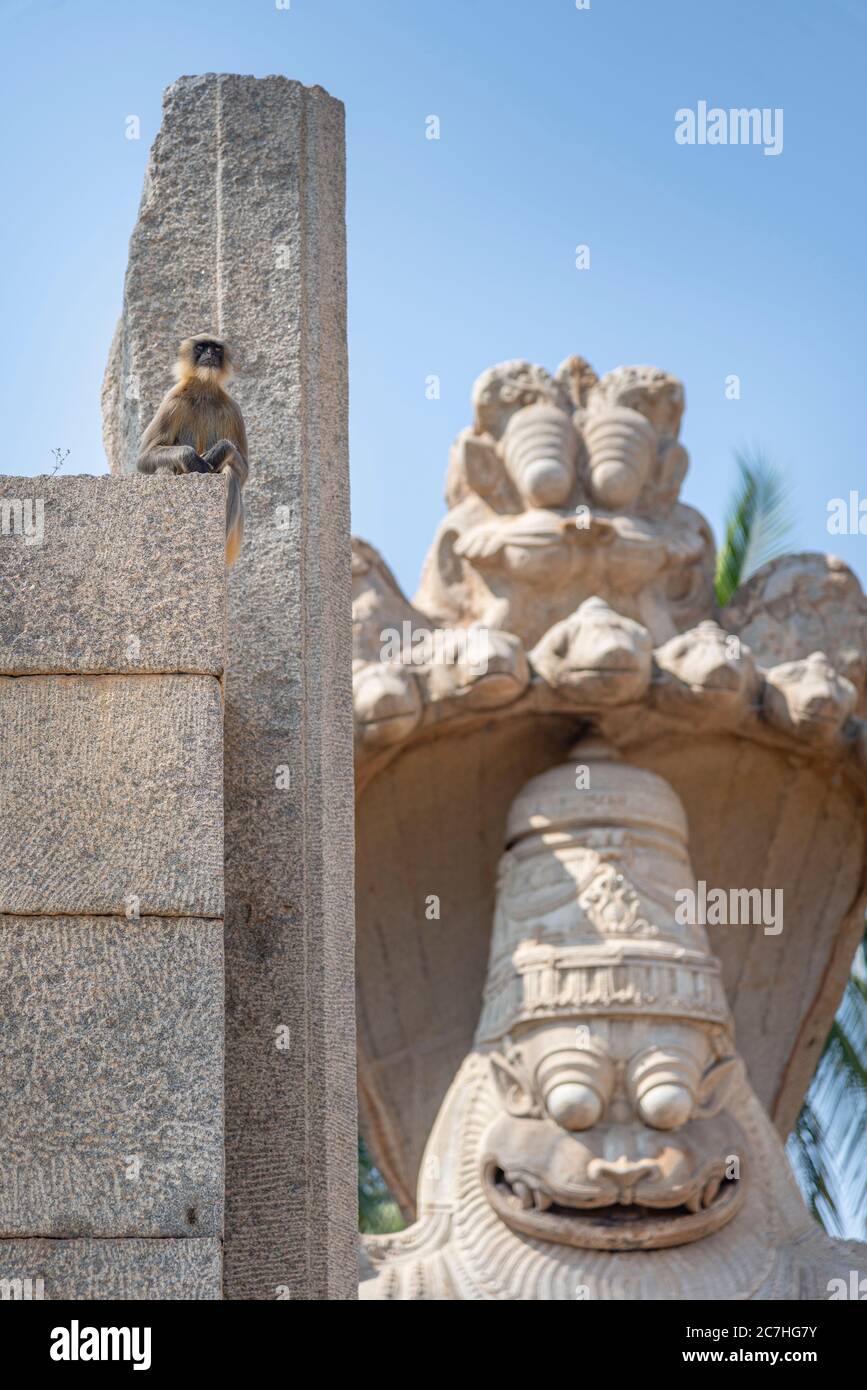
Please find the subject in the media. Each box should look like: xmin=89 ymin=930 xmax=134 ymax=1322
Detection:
xmin=175 ymin=335 xmax=233 ymax=386
xmin=193 ymin=339 xmax=224 ymax=370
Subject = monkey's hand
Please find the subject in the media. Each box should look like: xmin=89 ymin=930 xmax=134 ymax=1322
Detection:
xmin=137 ymin=444 xmax=210 ymax=475
xmin=182 ymin=451 xmax=215 ymax=474
xmin=202 ymin=440 xmax=242 ymax=473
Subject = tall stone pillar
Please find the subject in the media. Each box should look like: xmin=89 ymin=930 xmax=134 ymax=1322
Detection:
xmin=103 ymin=75 xmax=357 ymax=1300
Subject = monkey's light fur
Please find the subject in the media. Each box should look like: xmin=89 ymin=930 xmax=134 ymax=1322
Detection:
xmin=138 ymin=335 xmax=248 ymax=566
xmin=174 ymin=334 xmax=235 ymax=383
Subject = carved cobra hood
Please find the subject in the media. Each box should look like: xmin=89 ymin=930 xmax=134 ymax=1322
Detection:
xmin=353 ymin=353 xmax=867 ymax=1299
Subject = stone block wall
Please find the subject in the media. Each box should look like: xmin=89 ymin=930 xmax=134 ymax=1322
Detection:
xmin=0 ymin=474 xmax=226 ymax=1299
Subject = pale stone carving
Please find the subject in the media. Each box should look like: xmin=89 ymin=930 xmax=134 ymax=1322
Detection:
xmin=724 ymin=552 xmax=867 ymax=711
xmin=763 ymin=651 xmax=857 ymax=745
xmin=352 ymin=537 xmax=528 ymax=753
xmin=529 ymin=597 xmax=652 ymax=706
xmin=652 ymin=620 xmax=760 ymax=725
xmin=361 ymin=744 xmax=853 ymax=1295
xmin=416 ymin=359 xmax=715 ymax=650
xmin=353 ymin=352 xmax=867 ymax=1298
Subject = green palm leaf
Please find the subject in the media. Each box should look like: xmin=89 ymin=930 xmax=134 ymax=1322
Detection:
xmin=715 ymin=449 xmax=794 ymax=608
xmin=787 ymin=935 xmax=867 ymax=1237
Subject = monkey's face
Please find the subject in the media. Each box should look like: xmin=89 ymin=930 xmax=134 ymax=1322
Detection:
xmin=192 ymin=339 xmax=224 ymax=371
xmin=177 ymin=335 xmax=231 ymax=384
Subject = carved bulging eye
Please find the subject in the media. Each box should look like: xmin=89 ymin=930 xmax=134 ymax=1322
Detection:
xmin=545 ymin=1081 xmax=603 ymax=1131
xmin=536 ymin=1049 xmax=615 ymax=1132
xmin=637 ymin=1082 xmax=693 ymax=1130
xmin=627 ymin=1048 xmax=701 ymax=1131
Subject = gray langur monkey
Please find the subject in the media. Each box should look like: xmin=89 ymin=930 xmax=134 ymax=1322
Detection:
xmin=137 ymin=334 xmax=248 ymax=566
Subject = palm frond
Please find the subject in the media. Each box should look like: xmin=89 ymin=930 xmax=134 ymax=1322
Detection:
xmin=789 ymin=1100 xmax=836 ymax=1228
xmin=788 ymin=930 xmax=867 ymax=1237
xmin=715 ymin=449 xmax=795 ymax=608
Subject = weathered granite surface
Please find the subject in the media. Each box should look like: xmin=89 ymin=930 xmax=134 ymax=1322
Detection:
xmin=1 ymin=467 xmax=227 ymax=1297
xmin=0 ymin=916 xmax=223 ymax=1238
xmin=0 ymin=1238 xmax=222 ymax=1300
xmin=0 ymin=475 xmax=226 ymax=675
xmin=102 ymin=74 xmax=357 ymax=1299
xmin=0 ymin=674 xmax=224 ymax=917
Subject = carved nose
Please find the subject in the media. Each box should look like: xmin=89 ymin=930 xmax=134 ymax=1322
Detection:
xmin=586 ymin=1156 xmax=658 ymax=1202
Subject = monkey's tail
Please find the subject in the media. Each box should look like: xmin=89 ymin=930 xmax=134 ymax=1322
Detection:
xmin=225 ymin=472 xmax=244 ymax=567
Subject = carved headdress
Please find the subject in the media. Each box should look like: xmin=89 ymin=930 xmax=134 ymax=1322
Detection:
xmin=476 ymin=740 xmax=732 ymax=1046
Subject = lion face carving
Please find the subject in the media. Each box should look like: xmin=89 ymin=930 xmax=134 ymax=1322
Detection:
xmin=481 ymin=1019 xmax=748 ymax=1250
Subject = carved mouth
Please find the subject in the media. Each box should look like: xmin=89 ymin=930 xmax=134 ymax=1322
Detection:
xmin=483 ymin=1161 xmax=745 ymax=1250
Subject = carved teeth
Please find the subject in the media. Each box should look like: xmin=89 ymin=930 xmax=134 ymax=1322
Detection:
xmin=505 ymin=1175 xmax=553 ymax=1212
xmin=510 ymin=1180 xmax=534 ymax=1210
xmin=702 ymin=1176 xmax=722 ymax=1209
xmin=685 ymin=1191 xmax=703 ymax=1214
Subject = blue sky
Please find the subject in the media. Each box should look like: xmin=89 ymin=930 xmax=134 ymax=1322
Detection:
xmin=0 ymin=0 xmax=865 ymax=597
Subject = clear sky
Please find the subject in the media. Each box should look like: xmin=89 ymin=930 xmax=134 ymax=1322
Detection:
xmin=1 ymin=0 xmax=865 ymax=598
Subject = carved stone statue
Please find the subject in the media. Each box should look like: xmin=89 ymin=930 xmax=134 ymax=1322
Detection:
xmin=416 ymin=358 xmax=714 ymax=649
xmin=352 ymin=354 xmax=867 ymax=1299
